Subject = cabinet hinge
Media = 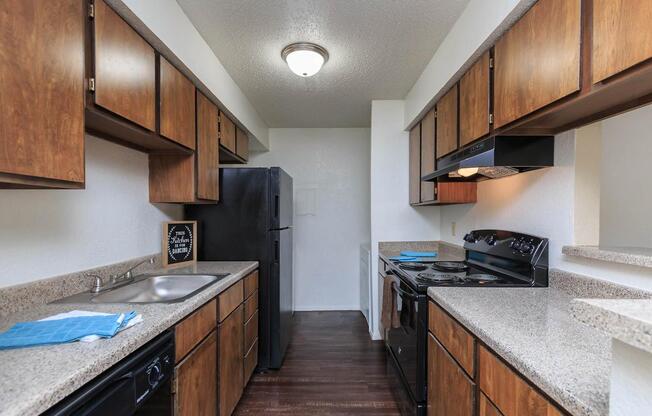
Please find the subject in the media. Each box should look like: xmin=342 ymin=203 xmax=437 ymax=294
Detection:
xmin=489 ymin=113 xmax=494 ymax=124
xmin=88 ymin=78 xmax=96 ymax=92
xmin=434 ymin=110 xmax=438 ymax=118
xmin=489 ymin=57 xmax=494 ymax=69
xmin=88 ymin=2 xmax=95 ymax=19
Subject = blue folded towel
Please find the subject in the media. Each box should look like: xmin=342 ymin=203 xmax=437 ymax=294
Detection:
xmin=388 ymin=256 xmax=419 ymax=262
xmin=400 ymin=251 xmax=437 ymax=258
xmin=0 ymin=311 xmax=137 ymax=350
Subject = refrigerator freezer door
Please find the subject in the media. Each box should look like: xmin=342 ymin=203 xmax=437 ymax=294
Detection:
xmin=270 ymin=167 xmax=293 ymax=230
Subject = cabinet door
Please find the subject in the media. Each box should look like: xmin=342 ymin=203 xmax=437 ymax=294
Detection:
xmin=160 ymin=57 xmax=196 ymax=149
xmin=493 ymin=0 xmax=580 ymax=128
xmin=218 ymin=304 xmax=244 ymax=416
xmin=460 ymin=52 xmax=490 ymax=147
xmin=236 ymin=127 xmax=249 ymax=160
xmin=479 ymin=346 xmax=563 ymax=416
xmin=175 ymin=331 xmax=217 ymax=416
xmin=0 ymin=0 xmax=85 ymax=187
xmin=219 ymin=112 xmax=237 ymax=154
xmin=94 ymin=0 xmax=156 ymax=131
xmin=592 ymin=0 xmax=652 ymax=83
xmin=436 ymin=86 xmax=458 ymax=159
xmin=420 ymin=109 xmax=436 ymax=202
xmin=409 ymin=124 xmax=421 ymax=204
xmin=428 ymin=334 xmax=475 ymax=416
xmin=480 ymin=393 xmax=504 ymax=416
xmin=196 ymin=91 xmax=219 ymax=201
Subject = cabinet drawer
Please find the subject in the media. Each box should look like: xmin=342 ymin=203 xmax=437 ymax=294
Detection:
xmin=218 ymin=280 xmax=244 ymax=322
xmin=244 ymin=338 xmax=258 ymax=387
xmin=479 ymin=345 xmax=564 ymax=416
xmin=428 ymin=301 xmax=475 ymax=377
xmin=244 ymin=290 xmax=258 ymax=322
xmin=244 ymin=270 xmax=258 ymax=299
xmin=244 ymin=310 xmax=258 ymax=353
xmin=175 ymin=299 xmax=217 ymax=363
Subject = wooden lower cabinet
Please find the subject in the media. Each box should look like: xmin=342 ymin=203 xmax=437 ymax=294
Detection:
xmin=480 ymin=393 xmax=504 ymax=416
xmin=478 ymin=346 xmax=563 ymax=416
xmin=218 ymin=304 xmax=244 ymax=416
xmin=427 ymin=333 xmax=475 ymax=416
xmin=174 ymin=331 xmax=217 ymax=416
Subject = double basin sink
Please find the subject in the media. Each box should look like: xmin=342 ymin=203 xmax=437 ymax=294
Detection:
xmin=56 ymin=274 xmax=229 ymax=304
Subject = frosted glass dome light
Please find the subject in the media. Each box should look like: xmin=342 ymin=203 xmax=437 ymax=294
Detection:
xmin=282 ymin=43 xmax=329 ymax=77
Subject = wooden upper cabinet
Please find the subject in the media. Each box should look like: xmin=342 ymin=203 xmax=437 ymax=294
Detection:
xmin=460 ymin=52 xmax=491 ymax=147
xmin=196 ymin=91 xmax=219 ymax=201
xmin=420 ymin=110 xmax=436 ymax=202
xmin=94 ymin=0 xmax=156 ymax=131
xmin=409 ymin=124 xmax=421 ymax=204
xmin=436 ymin=85 xmax=458 ymax=159
xmin=175 ymin=331 xmax=217 ymax=416
xmin=428 ymin=334 xmax=475 ymax=416
xmin=236 ymin=127 xmax=249 ymax=160
xmin=493 ymin=0 xmax=581 ymax=128
xmin=219 ymin=111 xmax=237 ymax=154
xmin=592 ymin=0 xmax=652 ymax=83
xmin=0 ymin=0 xmax=85 ymax=187
xmin=160 ymin=57 xmax=196 ymax=149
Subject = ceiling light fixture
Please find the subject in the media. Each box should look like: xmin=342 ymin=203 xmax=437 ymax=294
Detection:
xmin=281 ymin=42 xmax=329 ymax=77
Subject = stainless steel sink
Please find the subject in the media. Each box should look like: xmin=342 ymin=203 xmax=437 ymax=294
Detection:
xmin=54 ymin=274 xmax=228 ymax=304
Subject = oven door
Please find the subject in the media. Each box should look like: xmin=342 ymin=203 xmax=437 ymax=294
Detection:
xmin=386 ymin=278 xmax=421 ymax=403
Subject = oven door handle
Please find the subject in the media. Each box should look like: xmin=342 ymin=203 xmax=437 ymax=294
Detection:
xmin=391 ymin=282 xmax=417 ymax=300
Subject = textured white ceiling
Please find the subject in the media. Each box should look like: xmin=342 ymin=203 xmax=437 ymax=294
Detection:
xmin=177 ymin=0 xmax=470 ymax=127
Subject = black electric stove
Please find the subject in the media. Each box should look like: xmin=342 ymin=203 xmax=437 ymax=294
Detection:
xmin=385 ymin=230 xmax=549 ymax=416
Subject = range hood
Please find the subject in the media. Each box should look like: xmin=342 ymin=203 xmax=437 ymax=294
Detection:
xmin=422 ymin=135 xmax=554 ymax=182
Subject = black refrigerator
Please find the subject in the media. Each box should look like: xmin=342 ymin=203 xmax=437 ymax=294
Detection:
xmin=184 ymin=167 xmax=293 ymax=370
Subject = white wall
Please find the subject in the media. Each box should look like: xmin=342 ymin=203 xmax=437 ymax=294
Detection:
xmin=404 ymin=0 xmax=536 ymax=128
xmin=249 ymin=128 xmax=371 ymax=311
xmin=369 ymin=100 xmax=442 ymax=339
xmin=116 ymin=0 xmax=269 ymax=150
xmin=600 ymin=105 xmax=652 ymax=248
xmin=0 ymin=136 xmax=181 ymax=288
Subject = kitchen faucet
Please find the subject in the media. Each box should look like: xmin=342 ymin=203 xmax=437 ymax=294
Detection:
xmin=111 ymin=257 xmax=156 ymax=284
xmin=90 ymin=257 xmax=156 ymax=293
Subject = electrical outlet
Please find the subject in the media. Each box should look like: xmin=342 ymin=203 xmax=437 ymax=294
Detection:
xmin=451 ymin=222 xmax=457 ymax=236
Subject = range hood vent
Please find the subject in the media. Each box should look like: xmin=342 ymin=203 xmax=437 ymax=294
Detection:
xmin=422 ymin=135 xmax=554 ymax=182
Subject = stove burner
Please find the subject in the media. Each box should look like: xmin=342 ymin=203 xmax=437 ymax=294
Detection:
xmin=416 ymin=272 xmax=460 ymax=282
xmin=464 ymin=274 xmax=501 ymax=282
xmin=399 ymin=262 xmax=428 ymax=271
xmin=431 ymin=261 xmax=469 ymax=273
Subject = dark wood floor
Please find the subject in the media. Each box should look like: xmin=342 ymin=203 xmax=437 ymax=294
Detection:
xmin=234 ymin=311 xmax=401 ymax=415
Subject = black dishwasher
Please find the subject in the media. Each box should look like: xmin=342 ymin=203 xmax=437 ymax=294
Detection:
xmin=44 ymin=331 xmax=175 ymax=416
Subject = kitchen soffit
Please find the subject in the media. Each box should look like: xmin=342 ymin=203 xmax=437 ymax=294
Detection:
xmin=176 ymin=0 xmax=470 ymax=128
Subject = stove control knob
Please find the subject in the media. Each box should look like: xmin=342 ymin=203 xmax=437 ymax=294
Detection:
xmin=486 ymin=235 xmax=497 ymax=245
xmin=463 ymin=233 xmax=476 ymax=243
xmin=148 ymin=363 xmax=161 ymax=387
xmin=520 ymin=243 xmax=534 ymax=254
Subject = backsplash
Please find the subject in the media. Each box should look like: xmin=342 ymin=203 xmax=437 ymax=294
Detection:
xmin=0 ymin=254 xmax=162 ymax=317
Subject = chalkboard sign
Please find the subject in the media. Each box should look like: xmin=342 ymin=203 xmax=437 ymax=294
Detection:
xmin=162 ymin=221 xmax=197 ymax=267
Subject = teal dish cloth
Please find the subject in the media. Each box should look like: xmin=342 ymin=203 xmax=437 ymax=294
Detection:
xmin=0 ymin=311 xmax=137 ymax=350
xmin=388 ymin=256 xmax=418 ymax=262
xmin=400 ymin=251 xmax=437 ymax=258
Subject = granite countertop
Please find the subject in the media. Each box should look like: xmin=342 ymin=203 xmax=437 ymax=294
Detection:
xmin=572 ymin=298 xmax=652 ymax=354
xmin=0 ymin=261 xmax=258 ymax=416
xmin=378 ymin=240 xmax=465 ymax=263
xmin=428 ymin=284 xmax=611 ymax=416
